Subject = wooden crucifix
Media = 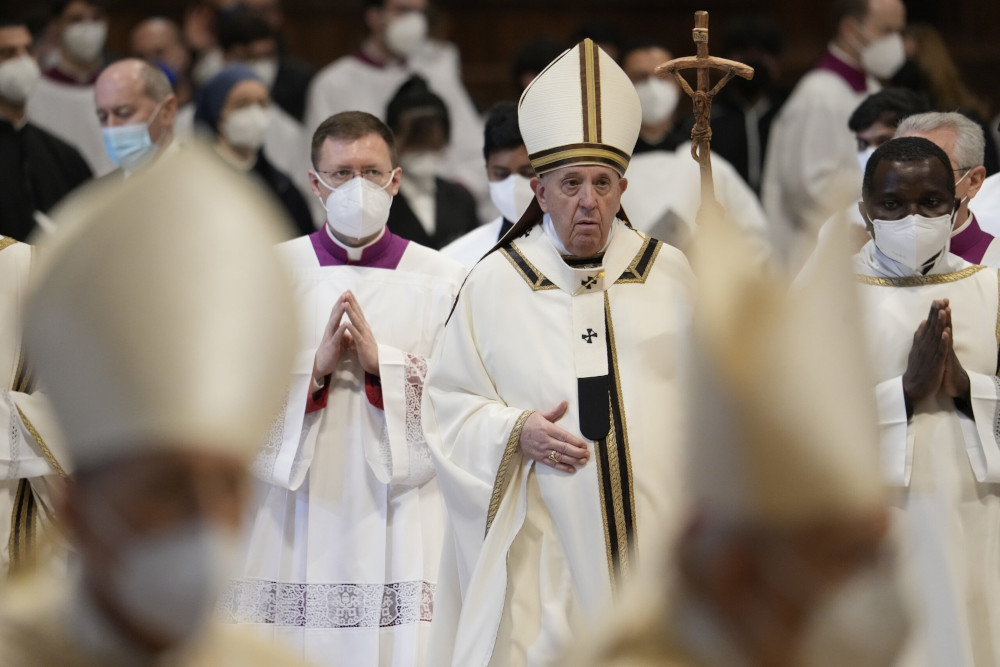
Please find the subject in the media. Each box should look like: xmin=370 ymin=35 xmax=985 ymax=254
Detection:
xmin=656 ymin=11 xmax=754 ymax=221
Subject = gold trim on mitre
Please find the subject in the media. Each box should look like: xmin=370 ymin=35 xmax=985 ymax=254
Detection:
xmin=529 ymin=144 xmax=632 ymax=176
xmin=520 ymin=37 xmax=640 ymax=178
xmin=854 ymin=265 xmax=985 ymax=287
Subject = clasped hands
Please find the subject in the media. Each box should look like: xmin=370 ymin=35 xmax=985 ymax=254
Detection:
xmin=312 ymin=291 xmax=379 ymax=388
xmin=902 ymin=299 xmax=970 ymax=417
xmin=519 ymin=401 xmax=591 ymax=474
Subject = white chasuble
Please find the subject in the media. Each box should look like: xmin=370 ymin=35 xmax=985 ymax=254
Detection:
xmin=220 ymin=231 xmax=464 ymax=666
xmin=425 ymin=220 xmax=693 ymax=666
xmin=0 ymin=238 xmax=67 ymax=576
xmin=856 ymin=247 xmax=1000 ymax=667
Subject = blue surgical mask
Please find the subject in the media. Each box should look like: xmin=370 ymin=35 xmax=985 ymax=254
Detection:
xmin=101 ymin=101 xmax=164 ymax=171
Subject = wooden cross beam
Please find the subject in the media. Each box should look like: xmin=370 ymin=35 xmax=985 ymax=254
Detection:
xmin=655 ymin=11 xmax=754 ymax=221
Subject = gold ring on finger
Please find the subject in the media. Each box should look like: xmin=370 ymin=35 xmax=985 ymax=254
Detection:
xmin=548 ymin=450 xmax=560 ymax=463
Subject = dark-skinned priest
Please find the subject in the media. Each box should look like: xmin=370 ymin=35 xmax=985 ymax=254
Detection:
xmin=424 ymin=39 xmax=694 ymax=667
xmin=856 ymin=136 xmax=1000 ymax=665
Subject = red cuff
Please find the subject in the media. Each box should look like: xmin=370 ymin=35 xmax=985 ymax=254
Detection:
xmin=305 ymin=376 xmax=330 ymax=414
xmin=365 ymin=372 xmax=384 ymax=410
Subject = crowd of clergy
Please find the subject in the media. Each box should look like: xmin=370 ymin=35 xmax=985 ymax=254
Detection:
xmin=2 ymin=0 xmax=1000 ymax=665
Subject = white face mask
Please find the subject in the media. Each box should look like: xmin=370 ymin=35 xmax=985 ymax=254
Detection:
xmin=856 ymin=145 xmax=876 ymax=174
xmin=871 ymin=212 xmax=955 ymax=271
xmin=797 ymin=565 xmax=910 ymax=667
xmin=109 ymin=521 xmax=240 ymax=644
xmin=223 ymin=104 xmax=270 ymax=151
xmin=385 ymin=12 xmax=428 ymax=58
xmin=246 ymin=58 xmax=279 ymax=90
xmin=489 ymin=174 xmax=535 ymax=223
xmin=192 ymin=50 xmax=225 ymax=88
xmin=317 ymin=172 xmax=396 ymax=240
xmin=635 ymin=77 xmax=680 ymax=126
xmin=0 ymin=55 xmax=41 ymax=105
xmin=101 ymin=100 xmax=165 ymax=171
xmin=860 ymin=32 xmax=906 ymax=79
xmin=399 ymin=151 xmax=442 ymax=187
xmin=62 ymin=20 xmax=107 ymax=63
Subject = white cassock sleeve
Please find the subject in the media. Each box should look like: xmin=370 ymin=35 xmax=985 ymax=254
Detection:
xmin=0 ymin=389 xmax=67 ymax=482
xmin=252 ymin=350 xmax=314 ymax=491
xmin=876 ymin=372 xmax=1000 ymax=486
xmin=875 ymin=376 xmax=913 ymax=487
xmin=767 ymin=102 xmax=860 ymax=235
xmin=964 ymin=371 xmax=1000 ymax=482
xmin=424 ymin=290 xmax=533 ymax=589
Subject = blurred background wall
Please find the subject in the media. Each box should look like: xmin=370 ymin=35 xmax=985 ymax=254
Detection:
xmin=17 ymin=0 xmax=1000 ymax=116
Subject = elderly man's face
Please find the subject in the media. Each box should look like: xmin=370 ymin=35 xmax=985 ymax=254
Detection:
xmin=62 ymin=450 xmax=249 ymax=650
xmin=682 ymin=508 xmax=906 ymax=666
xmin=897 ymin=125 xmax=987 ymax=224
xmin=864 ymin=157 xmax=956 ymax=222
xmin=95 ymin=63 xmax=175 ymax=144
xmin=70 ymin=451 xmax=249 ymax=539
xmin=533 ymin=165 xmax=627 ymax=257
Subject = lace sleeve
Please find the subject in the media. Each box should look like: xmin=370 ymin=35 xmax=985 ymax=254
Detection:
xmin=404 ymin=353 xmax=435 ymax=486
xmin=252 ymin=395 xmax=288 ymax=482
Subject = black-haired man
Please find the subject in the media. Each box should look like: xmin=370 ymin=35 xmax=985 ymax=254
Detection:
xmin=441 ymin=101 xmax=535 ymax=269
xmin=0 ymin=15 xmax=91 ymax=240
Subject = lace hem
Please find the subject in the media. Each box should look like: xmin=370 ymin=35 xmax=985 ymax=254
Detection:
xmin=218 ymin=579 xmax=435 ymax=628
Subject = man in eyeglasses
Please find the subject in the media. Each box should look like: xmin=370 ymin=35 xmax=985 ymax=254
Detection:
xmin=222 ymin=110 xmax=465 ymax=666
xmin=894 ymin=111 xmax=1000 ymax=267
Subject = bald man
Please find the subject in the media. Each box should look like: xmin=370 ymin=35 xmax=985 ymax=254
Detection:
xmin=129 ymin=17 xmax=193 ymax=106
xmin=94 ymin=58 xmax=179 ymax=178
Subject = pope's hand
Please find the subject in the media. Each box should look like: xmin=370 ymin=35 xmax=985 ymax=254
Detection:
xmin=342 ymin=291 xmax=380 ymax=377
xmin=519 ymin=401 xmax=591 ymax=474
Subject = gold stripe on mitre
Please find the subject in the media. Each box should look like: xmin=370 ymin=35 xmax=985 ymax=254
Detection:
xmin=579 ymin=38 xmax=602 ymax=143
xmin=529 ymin=143 xmax=631 ymax=176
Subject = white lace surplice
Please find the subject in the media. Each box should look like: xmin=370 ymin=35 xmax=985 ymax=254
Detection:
xmin=220 ymin=234 xmax=464 ymax=666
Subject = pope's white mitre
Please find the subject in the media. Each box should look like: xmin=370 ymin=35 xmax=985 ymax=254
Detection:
xmin=686 ymin=213 xmax=885 ymax=525
xmin=24 ymin=145 xmax=297 ymax=470
xmin=518 ymin=38 xmax=642 ymax=177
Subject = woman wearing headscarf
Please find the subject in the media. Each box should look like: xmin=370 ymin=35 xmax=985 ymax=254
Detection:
xmin=194 ymin=65 xmax=314 ymax=237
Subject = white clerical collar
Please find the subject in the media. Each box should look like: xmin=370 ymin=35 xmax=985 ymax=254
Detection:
xmin=325 ymin=224 xmax=386 ymax=261
xmin=541 ymin=213 xmax=616 ymax=258
xmin=828 ymin=42 xmax=861 ymax=69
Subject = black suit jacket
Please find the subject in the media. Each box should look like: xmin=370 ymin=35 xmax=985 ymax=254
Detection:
xmin=270 ymin=56 xmax=316 ymax=123
xmin=387 ymin=178 xmax=479 ymax=250
xmin=0 ymin=120 xmax=92 ymax=241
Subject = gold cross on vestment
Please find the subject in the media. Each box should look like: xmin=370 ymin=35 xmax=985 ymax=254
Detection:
xmin=655 ymin=11 xmax=754 ymax=222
